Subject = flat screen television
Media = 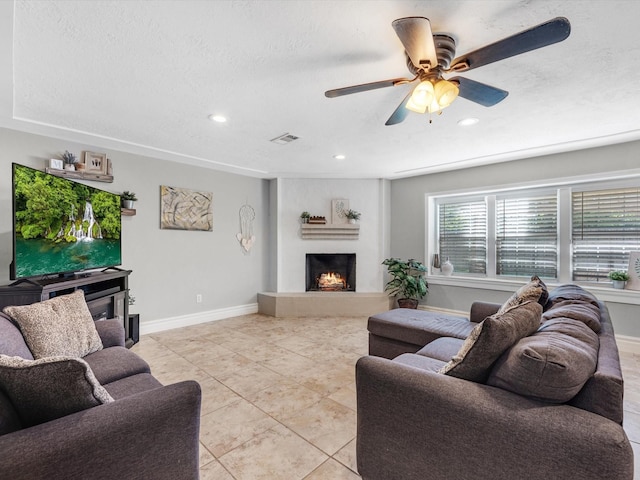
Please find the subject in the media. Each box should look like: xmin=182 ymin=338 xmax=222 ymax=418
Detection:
xmin=11 ymin=163 xmax=122 ymax=280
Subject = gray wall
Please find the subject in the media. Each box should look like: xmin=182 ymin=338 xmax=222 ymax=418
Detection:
xmin=0 ymin=128 xmax=270 ymax=324
xmin=390 ymin=140 xmax=640 ymax=337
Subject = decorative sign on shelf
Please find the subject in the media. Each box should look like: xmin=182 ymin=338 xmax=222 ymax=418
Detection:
xmin=626 ymin=252 xmax=640 ymax=291
xmin=332 ymin=198 xmax=349 ymax=224
xmin=83 ymin=151 xmax=108 ymax=175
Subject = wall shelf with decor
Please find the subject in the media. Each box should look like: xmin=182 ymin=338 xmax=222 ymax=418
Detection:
xmin=45 ymin=168 xmax=113 ymax=183
xmin=301 ymin=223 xmax=359 ymax=240
xmin=121 ymin=208 xmax=136 ymax=216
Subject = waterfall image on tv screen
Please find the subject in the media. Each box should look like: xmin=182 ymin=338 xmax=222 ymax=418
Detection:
xmin=11 ymin=163 xmax=122 ymax=279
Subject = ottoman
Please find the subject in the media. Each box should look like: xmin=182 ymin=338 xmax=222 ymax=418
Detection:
xmin=367 ymin=308 xmax=477 ymax=359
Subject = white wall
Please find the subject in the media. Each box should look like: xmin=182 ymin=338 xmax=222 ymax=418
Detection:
xmin=274 ymin=178 xmax=389 ymax=292
xmin=0 ymin=127 xmax=270 ymax=326
xmin=389 ymin=140 xmax=640 ymax=338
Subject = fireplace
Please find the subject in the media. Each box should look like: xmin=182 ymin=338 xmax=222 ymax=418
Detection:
xmin=305 ymin=253 xmax=356 ymax=292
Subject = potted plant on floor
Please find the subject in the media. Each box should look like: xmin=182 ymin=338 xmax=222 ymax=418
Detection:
xmin=608 ymin=270 xmax=629 ymax=289
xmin=382 ymin=258 xmax=428 ymax=309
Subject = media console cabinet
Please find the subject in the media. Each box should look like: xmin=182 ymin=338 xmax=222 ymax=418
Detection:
xmin=0 ymin=269 xmax=135 ymax=348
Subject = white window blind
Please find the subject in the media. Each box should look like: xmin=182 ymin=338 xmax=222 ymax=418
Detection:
xmin=438 ymin=200 xmax=487 ymax=274
xmin=496 ymin=194 xmax=558 ymax=278
xmin=572 ymin=187 xmax=640 ymax=282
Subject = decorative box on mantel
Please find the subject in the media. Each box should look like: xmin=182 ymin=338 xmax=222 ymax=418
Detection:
xmin=301 ymin=223 xmax=359 ymax=240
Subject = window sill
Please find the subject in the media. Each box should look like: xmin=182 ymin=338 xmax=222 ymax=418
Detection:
xmin=427 ymin=274 xmax=640 ymax=306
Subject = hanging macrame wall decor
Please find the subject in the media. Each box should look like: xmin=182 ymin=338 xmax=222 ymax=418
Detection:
xmin=236 ymin=203 xmax=256 ymax=253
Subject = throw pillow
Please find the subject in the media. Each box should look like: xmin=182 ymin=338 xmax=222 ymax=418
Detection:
xmin=0 ymin=354 xmax=113 ymax=427
xmin=487 ymin=317 xmax=599 ymax=403
xmin=497 ymin=275 xmax=549 ymax=314
xmin=439 ymin=301 xmax=542 ymax=383
xmin=3 ymin=290 xmax=103 ymax=359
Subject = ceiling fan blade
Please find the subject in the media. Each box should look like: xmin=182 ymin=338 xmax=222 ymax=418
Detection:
xmin=449 ymin=17 xmax=571 ymax=73
xmin=325 ymin=77 xmax=413 ymax=98
xmin=385 ymin=91 xmax=413 ymax=126
xmin=392 ymin=17 xmax=438 ymax=71
xmin=451 ymin=76 xmax=508 ymax=107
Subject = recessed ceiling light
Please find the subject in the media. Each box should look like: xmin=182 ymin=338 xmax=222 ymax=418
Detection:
xmin=457 ymin=117 xmax=479 ymax=127
xmin=333 ymin=154 xmax=346 ymax=160
xmin=208 ymin=114 xmax=227 ymax=123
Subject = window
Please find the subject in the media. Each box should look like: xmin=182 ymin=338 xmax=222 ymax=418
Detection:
xmin=572 ymin=187 xmax=640 ymax=282
xmin=496 ymin=194 xmax=557 ymax=278
xmin=430 ymin=180 xmax=640 ymax=284
xmin=438 ymin=200 xmax=486 ymax=274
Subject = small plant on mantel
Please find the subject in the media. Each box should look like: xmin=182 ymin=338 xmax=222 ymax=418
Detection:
xmin=300 ymin=211 xmax=311 ymax=223
xmin=345 ymin=209 xmax=361 ymax=223
xmin=382 ymin=258 xmax=428 ymax=309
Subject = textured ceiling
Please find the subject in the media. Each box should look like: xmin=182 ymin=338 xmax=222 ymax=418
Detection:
xmin=1 ymin=0 xmax=640 ymax=179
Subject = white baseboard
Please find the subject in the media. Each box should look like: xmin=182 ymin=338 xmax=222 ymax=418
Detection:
xmin=615 ymin=334 xmax=640 ymax=354
xmin=140 ymin=303 xmax=259 ymax=335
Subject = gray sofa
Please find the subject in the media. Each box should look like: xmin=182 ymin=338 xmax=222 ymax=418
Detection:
xmin=0 ymin=297 xmax=201 ymax=480
xmin=357 ymin=283 xmax=634 ymax=480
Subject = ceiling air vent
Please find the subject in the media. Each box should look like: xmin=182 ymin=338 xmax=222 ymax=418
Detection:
xmin=270 ymin=133 xmax=299 ymax=145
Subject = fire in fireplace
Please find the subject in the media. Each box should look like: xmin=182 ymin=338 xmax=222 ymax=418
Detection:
xmin=317 ymin=272 xmax=347 ymax=291
xmin=306 ymin=253 xmax=356 ymax=292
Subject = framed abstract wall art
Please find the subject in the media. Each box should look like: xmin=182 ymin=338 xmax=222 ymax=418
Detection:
xmin=160 ymin=185 xmax=213 ymax=231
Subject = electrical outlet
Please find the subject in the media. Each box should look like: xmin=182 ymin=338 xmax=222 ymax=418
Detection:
xmin=196 ymin=294 xmax=202 ymax=303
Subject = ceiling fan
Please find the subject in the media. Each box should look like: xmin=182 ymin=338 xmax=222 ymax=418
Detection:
xmin=325 ymin=16 xmax=571 ymax=125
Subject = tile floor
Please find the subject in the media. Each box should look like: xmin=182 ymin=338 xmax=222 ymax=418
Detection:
xmin=132 ymin=313 xmax=640 ymax=480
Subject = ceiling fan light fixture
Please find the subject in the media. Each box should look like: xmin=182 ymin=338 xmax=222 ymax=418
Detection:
xmin=406 ymin=80 xmax=434 ymax=113
xmin=434 ymin=79 xmax=459 ymax=108
xmin=405 ymin=78 xmax=459 ymax=115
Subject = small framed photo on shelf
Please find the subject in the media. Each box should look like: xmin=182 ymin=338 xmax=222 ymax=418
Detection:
xmin=83 ymin=151 xmax=108 ymax=174
xmin=48 ymin=158 xmax=64 ymax=170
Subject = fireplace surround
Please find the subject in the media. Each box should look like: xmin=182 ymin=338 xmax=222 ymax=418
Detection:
xmin=305 ymin=253 xmax=356 ymax=292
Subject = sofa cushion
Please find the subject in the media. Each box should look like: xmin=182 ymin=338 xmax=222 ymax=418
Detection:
xmin=0 ymin=313 xmax=34 ymax=360
xmin=487 ymin=317 xmax=599 ymax=403
xmin=84 ymin=346 xmax=151 ymax=385
xmin=393 ymin=353 xmax=446 ymax=372
xmin=542 ymin=299 xmax=601 ymax=333
xmin=0 ymin=354 xmax=113 ymax=427
xmin=497 ymin=276 xmax=549 ymax=314
xmin=439 ymin=301 xmax=542 ymax=383
xmin=547 ymin=284 xmax=599 ymax=308
xmin=416 ymin=337 xmax=464 ymax=362
xmin=3 ymin=291 xmax=102 ymax=359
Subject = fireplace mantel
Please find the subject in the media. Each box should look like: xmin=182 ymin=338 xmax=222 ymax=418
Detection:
xmin=300 ymin=223 xmax=359 ymax=240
